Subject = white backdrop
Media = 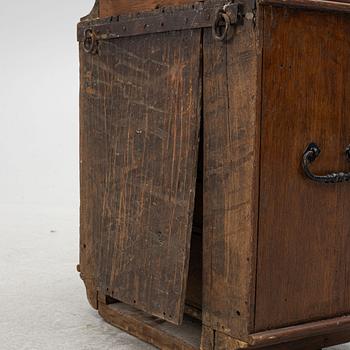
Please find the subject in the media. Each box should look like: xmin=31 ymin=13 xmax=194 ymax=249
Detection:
xmin=0 ymin=0 xmax=93 ymax=208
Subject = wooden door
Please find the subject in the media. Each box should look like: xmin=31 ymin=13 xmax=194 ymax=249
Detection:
xmin=80 ymin=30 xmax=202 ymax=325
xmin=256 ymin=6 xmax=350 ymax=331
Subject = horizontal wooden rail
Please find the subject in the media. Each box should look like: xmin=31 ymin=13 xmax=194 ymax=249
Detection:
xmin=260 ymin=0 xmax=350 ymax=13
xmin=248 ymin=314 xmax=350 ymax=347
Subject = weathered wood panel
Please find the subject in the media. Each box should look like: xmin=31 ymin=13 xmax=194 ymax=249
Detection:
xmin=202 ymin=14 xmax=261 ymax=338
xmin=80 ymin=29 xmax=202 ymax=324
xmin=79 ymin=45 xmax=101 ymax=310
xmin=99 ymin=301 xmax=201 ymax=350
xmin=215 ymin=329 xmax=350 ymax=350
xmin=256 ymin=6 xmax=350 ymax=331
xmin=100 ymin=0 xmax=195 ymax=17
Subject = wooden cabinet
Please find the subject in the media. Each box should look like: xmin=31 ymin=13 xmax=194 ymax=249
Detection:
xmin=78 ymin=0 xmax=350 ymax=349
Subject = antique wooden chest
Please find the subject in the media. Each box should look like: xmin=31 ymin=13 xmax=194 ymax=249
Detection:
xmin=78 ymin=0 xmax=350 ymax=349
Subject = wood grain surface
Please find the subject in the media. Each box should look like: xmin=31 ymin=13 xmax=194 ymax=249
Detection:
xmin=256 ymin=6 xmax=350 ymax=331
xmin=80 ymin=29 xmax=202 ymax=325
xmin=100 ymin=0 xmax=195 ymax=17
xmin=202 ymin=13 xmax=261 ymax=339
xmin=215 ymin=329 xmax=350 ymax=350
xmin=99 ymin=301 xmax=202 ymax=350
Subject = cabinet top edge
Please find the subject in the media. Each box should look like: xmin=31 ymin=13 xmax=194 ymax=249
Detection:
xmin=83 ymin=0 xmax=350 ymax=22
xmin=259 ymin=0 xmax=350 ymax=13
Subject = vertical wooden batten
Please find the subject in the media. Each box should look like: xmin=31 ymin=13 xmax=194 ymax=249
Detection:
xmin=202 ymin=9 xmax=262 ymax=339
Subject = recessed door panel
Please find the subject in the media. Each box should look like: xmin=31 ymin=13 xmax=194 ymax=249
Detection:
xmin=256 ymin=6 xmax=350 ymax=331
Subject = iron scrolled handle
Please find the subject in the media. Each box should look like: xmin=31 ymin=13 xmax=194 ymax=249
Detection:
xmin=302 ymin=143 xmax=350 ymax=183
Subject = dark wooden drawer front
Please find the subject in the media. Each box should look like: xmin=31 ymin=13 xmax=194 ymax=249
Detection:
xmin=256 ymin=6 xmax=350 ymax=331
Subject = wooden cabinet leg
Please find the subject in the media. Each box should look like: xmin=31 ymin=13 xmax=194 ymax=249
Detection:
xmin=81 ymin=277 xmax=98 ymax=310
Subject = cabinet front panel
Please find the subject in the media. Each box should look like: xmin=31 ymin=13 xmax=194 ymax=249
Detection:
xmin=80 ymin=30 xmax=202 ymax=325
xmin=256 ymin=6 xmax=350 ymax=331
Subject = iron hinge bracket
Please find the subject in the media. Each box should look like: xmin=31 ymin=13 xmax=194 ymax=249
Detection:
xmin=78 ymin=0 xmax=254 ymax=53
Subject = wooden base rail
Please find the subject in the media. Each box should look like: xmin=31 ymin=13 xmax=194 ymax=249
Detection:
xmin=97 ymin=300 xmax=350 ymax=350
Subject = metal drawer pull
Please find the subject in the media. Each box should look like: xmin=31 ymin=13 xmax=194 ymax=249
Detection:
xmin=302 ymin=143 xmax=350 ymax=183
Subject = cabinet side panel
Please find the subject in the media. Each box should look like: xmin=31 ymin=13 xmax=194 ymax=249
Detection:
xmin=202 ymin=16 xmax=261 ymax=338
xmin=79 ymin=44 xmax=101 ymax=309
xmin=80 ymin=30 xmax=202 ymax=324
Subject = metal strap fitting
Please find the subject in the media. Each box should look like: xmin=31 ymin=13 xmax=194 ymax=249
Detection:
xmin=79 ymin=0 xmax=248 ymax=54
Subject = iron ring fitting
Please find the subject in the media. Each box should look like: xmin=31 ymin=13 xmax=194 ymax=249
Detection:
xmin=212 ymin=10 xmax=231 ymax=41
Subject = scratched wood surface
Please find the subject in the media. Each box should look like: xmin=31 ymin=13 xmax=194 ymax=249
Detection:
xmin=99 ymin=301 xmax=202 ymax=350
xmin=256 ymin=6 xmax=350 ymax=331
xmin=80 ymin=29 xmax=202 ymax=325
xmin=202 ymin=13 xmax=261 ymax=339
xmin=100 ymin=0 xmax=195 ymax=17
xmin=212 ymin=330 xmax=350 ymax=350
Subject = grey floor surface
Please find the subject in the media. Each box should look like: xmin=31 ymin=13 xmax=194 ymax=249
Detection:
xmin=0 ymin=203 xmax=349 ymax=350
xmin=0 ymin=204 xmax=152 ymax=350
